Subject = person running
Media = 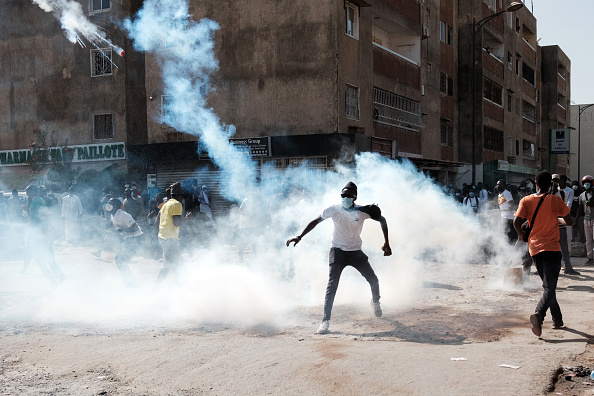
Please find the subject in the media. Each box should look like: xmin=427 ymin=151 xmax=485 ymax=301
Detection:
xmin=286 ymin=182 xmax=392 ymax=334
xmin=104 ymin=198 xmax=143 ymax=286
xmin=513 ymin=171 xmax=573 ymax=336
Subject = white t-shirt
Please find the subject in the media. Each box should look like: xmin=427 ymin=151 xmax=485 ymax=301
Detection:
xmin=321 ymin=204 xmax=371 ymax=251
xmin=562 ymin=186 xmax=574 ymax=208
xmin=498 ymin=190 xmax=515 ymax=219
xmin=111 ymin=209 xmax=143 ymax=238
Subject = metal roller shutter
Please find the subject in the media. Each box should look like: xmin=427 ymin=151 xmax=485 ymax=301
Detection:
xmin=155 ymin=161 xmax=233 ymax=218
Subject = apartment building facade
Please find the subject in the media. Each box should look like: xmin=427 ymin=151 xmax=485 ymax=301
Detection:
xmin=0 ymin=0 xmax=146 ymax=191
xmin=0 ymin=0 xmax=572 ymax=194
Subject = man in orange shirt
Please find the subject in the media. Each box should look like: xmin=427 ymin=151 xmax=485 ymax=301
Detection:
xmin=513 ymin=171 xmax=573 ymax=337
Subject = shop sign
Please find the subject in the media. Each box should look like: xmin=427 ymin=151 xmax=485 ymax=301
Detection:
xmin=0 ymin=142 xmax=126 ymax=167
xmin=230 ymin=137 xmax=271 ymax=157
xmin=497 ymin=160 xmax=509 ymax=171
xmin=550 ymin=129 xmax=570 ymax=154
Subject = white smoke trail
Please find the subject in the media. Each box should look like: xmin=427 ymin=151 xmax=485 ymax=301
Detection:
xmin=123 ymin=0 xmax=255 ymax=201
xmin=0 ymin=0 xmax=527 ymax=330
xmin=31 ymin=0 xmax=125 ymax=57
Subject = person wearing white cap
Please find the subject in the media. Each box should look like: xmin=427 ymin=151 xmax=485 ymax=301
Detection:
xmin=287 ymin=182 xmax=392 ymax=334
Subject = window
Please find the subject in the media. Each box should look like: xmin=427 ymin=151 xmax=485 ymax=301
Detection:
xmin=90 ymin=49 xmax=112 ymax=77
xmin=440 ymin=123 xmax=447 ymax=144
xmin=94 ymin=114 xmax=113 ymax=140
xmin=522 ymin=100 xmax=536 ymax=123
xmin=440 ymin=73 xmax=447 ymax=94
xmin=507 ymin=52 xmax=513 ymax=70
xmin=515 ymin=139 xmax=520 ymax=156
xmin=522 ymin=62 xmax=535 ymax=86
xmin=515 ymin=58 xmax=520 ymax=75
xmin=345 ymin=3 xmax=359 ymax=39
xmin=484 ymin=126 xmax=504 ymax=152
xmin=346 ymin=85 xmax=359 ymax=119
xmin=483 ymin=78 xmax=503 ymax=106
xmin=447 ymin=126 xmax=454 ymax=147
xmin=508 ymin=136 xmax=513 ymax=155
xmin=440 ymin=73 xmax=453 ymax=96
xmin=515 ymin=17 xmax=520 ymax=33
xmin=92 ymin=0 xmax=110 ymax=11
xmin=440 ymin=21 xmax=452 ymax=45
xmin=507 ymin=94 xmax=512 ymax=112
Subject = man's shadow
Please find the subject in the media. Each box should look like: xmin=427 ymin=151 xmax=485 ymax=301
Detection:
xmin=543 ymin=327 xmax=594 ymax=343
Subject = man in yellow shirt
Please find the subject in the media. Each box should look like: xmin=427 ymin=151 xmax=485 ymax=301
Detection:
xmin=155 ymin=182 xmax=184 ymax=284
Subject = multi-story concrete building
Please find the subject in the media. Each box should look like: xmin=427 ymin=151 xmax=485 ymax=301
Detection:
xmin=0 ymin=0 xmax=573 ymax=199
xmin=570 ymin=104 xmax=594 ymax=181
xmin=540 ymin=45 xmax=571 ymax=175
xmin=0 ymin=0 xmax=146 ymax=191
xmin=137 ymin=0 xmax=465 ymax=189
xmin=457 ymin=0 xmax=543 ymax=186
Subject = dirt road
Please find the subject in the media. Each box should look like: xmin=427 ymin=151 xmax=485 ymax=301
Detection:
xmin=1 ymin=244 xmax=593 ymax=395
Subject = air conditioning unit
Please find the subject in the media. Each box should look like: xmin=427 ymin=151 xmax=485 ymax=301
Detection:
xmin=422 ymin=27 xmax=429 ymax=38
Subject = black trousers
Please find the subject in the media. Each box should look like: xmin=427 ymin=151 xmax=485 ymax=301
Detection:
xmin=532 ymin=251 xmax=562 ymax=322
xmin=323 ymin=248 xmax=380 ymax=321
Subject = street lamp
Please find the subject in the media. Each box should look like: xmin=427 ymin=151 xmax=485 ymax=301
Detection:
xmin=578 ymin=104 xmax=594 ymax=179
xmin=471 ymin=2 xmax=524 ymax=184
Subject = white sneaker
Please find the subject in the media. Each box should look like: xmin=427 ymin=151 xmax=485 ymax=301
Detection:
xmin=371 ymin=300 xmax=382 ymax=317
xmin=316 ymin=320 xmax=330 ymax=334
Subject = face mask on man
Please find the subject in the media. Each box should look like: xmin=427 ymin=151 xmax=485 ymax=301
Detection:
xmin=584 ymin=183 xmax=592 ymax=190
xmin=469 ymin=192 xmax=475 ymax=198
xmin=342 ymin=197 xmax=354 ymax=209
xmin=573 ymin=185 xmax=579 ymax=190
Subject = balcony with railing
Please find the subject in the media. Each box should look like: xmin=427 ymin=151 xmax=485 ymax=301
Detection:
xmin=522 ymin=117 xmax=537 ymax=136
xmin=373 ymin=87 xmax=423 ymax=132
xmin=521 ymin=38 xmax=536 ymax=63
xmin=373 ymin=46 xmax=420 ymax=88
xmin=522 ymin=79 xmax=536 ymax=99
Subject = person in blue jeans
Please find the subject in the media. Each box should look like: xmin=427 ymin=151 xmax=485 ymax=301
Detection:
xmin=287 ymin=182 xmax=391 ymax=334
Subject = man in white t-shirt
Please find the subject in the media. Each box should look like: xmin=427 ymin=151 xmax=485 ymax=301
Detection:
xmin=105 ymin=198 xmax=143 ymax=286
xmin=496 ymin=180 xmax=517 ymax=243
xmin=286 ymin=182 xmax=392 ymax=334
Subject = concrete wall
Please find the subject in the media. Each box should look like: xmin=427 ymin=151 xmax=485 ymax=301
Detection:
xmin=146 ymin=0 xmax=340 ymax=144
xmin=0 ymin=0 xmax=146 ymax=151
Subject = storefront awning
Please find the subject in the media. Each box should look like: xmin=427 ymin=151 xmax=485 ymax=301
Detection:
xmin=406 ymin=158 xmax=467 ymax=169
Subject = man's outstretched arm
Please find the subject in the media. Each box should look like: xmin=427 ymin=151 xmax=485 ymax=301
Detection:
xmin=286 ymin=216 xmax=324 ymax=247
xmin=378 ymin=216 xmax=392 ymax=256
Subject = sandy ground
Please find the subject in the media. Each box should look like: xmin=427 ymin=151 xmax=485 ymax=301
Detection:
xmin=1 ymin=242 xmax=594 ymax=396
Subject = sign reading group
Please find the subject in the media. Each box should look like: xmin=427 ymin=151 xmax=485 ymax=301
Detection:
xmin=0 ymin=142 xmax=126 ymax=167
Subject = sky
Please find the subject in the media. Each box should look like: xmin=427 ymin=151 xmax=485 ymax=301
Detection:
xmin=532 ymin=0 xmax=594 ymax=105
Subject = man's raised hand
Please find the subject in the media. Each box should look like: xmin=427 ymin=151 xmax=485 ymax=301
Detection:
xmin=286 ymin=236 xmax=302 ymax=247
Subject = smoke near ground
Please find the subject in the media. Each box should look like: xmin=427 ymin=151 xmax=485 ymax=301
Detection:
xmin=2 ymin=0 xmax=524 ymax=329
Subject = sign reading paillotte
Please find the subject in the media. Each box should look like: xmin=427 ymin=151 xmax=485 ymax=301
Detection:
xmin=0 ymin=142 xmax=126 ymax=167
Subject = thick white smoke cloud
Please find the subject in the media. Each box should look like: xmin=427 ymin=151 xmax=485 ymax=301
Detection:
xmin=31 ymin=0 xmax=124 ymax=55
xmin=3 ymin=0 xmax=527 ymax=330
xmin=123 ymin=0 xmax=255 ymax=201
